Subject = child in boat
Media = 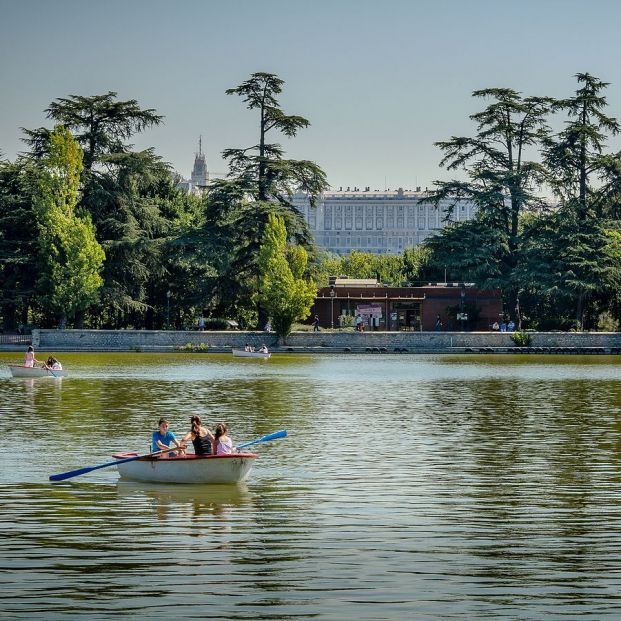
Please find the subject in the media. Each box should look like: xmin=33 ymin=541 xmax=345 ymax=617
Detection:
xmin=180 ymin=414 xmax=214 ymax=455
xmin=214 ymin=423 xmax=233 ymax=454
xmin=151 ymin=418 xmax=183 ymax=457
xmin=24 ymin=346 xmax=42 ymax=368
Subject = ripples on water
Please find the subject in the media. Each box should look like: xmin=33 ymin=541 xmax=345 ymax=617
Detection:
xmin=1 ymin=352 xmax=621 ymax=620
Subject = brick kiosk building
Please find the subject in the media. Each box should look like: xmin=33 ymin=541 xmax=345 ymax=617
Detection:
xmin=310 ymin=278 xmax=503 ymax=331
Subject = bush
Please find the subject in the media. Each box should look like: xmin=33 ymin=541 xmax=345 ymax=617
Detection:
xmin=176 ymin=342 xmax=209 ymax=352
xmin=510 ymin=331 xmax=532 ymax=347
xmin=292 ymin=322 xmax=314 ymax=332
xmin=203 ymin=318 xmax=229 ymax=330
xmin=597 ymin=311 xmax=619 ymax=332
xmin=339 ymin=314 xmax=355 ymax=328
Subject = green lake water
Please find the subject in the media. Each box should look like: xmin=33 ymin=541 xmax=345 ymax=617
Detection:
xmin=1 ymin=351 xmax=620 ymax=620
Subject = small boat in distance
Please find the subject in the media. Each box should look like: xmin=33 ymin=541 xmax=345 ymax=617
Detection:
xmin=232 ymin=348 xmax=271 ymax=359
xmin=8 ymin=364 xmax=69 ymax=378
xmin=112 ymin=452 xmax=257 ymax=484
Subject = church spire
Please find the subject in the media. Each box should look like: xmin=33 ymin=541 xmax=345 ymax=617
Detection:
xmin=190 ymin=136 xmax=209 ymax=187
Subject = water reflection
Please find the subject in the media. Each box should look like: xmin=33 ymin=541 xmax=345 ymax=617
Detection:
xmin=2 ymin=352 xmax=621 ymax=619
xmin=116 ymin=480 xmax=253 ymax=524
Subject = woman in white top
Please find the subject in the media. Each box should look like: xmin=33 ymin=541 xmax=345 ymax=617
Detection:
xmin=214 ymin=423 xmax=233 ymax=454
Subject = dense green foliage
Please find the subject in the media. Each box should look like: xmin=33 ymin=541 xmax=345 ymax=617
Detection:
xmin=308 ymin=247 xmax=436 ymax=288
xmin=0 ymin=159 xmax=39 ymax=329
xmin=426 ymin=88 xmax=551 ymax=325
xmin=33 ymin=127 xmax=104 ymax=328
xmin=2 ymin=72 xmax=621 ymax=332
xmin=198 ymin=72 xmax=329 ymax=327
xmin=258 ymin=213 xmax=316 ymax=340
xmin=424 ymin=73 xmax=621 ymax=330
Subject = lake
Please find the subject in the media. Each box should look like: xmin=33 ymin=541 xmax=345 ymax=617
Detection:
xmin=1 ymin=351 xmax=620 ymax=620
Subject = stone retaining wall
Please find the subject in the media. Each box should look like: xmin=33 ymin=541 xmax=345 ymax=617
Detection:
xmin=30 ymin=329 xmax=621 ymax=353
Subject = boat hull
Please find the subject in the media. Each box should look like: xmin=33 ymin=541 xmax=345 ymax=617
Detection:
xmin=232 ymin=348 xmax=271 ymax=359
xmin=8 ymin=365 xmax=69 ymax=378
xmin=113 ymin=453 xmax=257 ymax=484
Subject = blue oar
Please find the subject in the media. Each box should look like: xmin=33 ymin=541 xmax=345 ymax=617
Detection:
xmin=236 ymin=429 xmax=287 ymax=450
xmin=49 ymin=445 xmax=179 ymax=482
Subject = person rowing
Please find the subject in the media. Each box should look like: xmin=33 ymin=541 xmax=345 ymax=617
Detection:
xmin=151 ymin=418 xmax=183 ymax=458
xmin=180 ymin=414 xmax=214 ymax=455
xmin=45 ymin=356 xmax=62 ymax=370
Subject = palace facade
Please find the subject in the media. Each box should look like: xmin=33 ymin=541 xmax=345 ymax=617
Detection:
xmin=176 ymin=141 xmax=477 ymax=254
xmin=292 ymin=187 xmax=476 ymax=255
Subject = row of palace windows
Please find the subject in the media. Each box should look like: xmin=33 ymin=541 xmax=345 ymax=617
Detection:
xmin=317 ymin=233 xmax=432 ymax=248
xmin=322 ymin=216 xmax=440 ymax=231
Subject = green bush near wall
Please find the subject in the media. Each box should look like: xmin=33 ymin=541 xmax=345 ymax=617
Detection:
xmin=511 ymin=331 xmax=532 ymax=347
xmin=176 ymin=342 xmax=209 ymax=352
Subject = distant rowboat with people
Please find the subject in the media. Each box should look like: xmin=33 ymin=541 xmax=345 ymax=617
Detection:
xmin=232 ymin=348 xmax=271 ymax=359
xmin=8 ymin=364 xmax=69 ymax=378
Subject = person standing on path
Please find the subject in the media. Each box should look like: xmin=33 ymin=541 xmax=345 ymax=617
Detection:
xmin=355 ymin=314 xmax=364 ymax=332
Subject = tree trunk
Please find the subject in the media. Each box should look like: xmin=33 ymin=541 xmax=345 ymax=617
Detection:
xmin=2 ymin=303 xmax=16 ymax=331
xmin=576 ymin=289 xmax=586 ymax=330
xmin=74 ymin=309 xmax=85 ymax=329
xmin=257 ymin=306 xmax=268 ymax=331
xmin=144 ymin=303 xmax=154 ymax=330
xmin=514 ymin=296 xmax=522 ymax=331
xmin=505 ymin=287 xmax=521 ymax=329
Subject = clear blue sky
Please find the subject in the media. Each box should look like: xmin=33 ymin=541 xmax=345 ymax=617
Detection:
xmin=2 ymin=0 xmax=621 ymax=191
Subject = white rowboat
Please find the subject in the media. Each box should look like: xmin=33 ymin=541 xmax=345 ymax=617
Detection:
xmin=232 ymin=348 xmax=271 ymax=359
xmin=8 ymin=364 xmax=68 ymax=378
xmin=112 ymin=452 xmax=257 ymax=484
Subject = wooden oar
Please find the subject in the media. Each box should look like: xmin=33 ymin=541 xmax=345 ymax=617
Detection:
xmin=236 ymin=429 xmax=288 ymax=450
xmin=49 ymin=445 xmax=180 ymax=482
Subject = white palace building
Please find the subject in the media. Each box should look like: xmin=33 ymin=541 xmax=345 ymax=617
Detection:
xmin=177 ymin=142 xmax=476 ymax=255
xmin=291 ymin=186 xmax=476 ymax=255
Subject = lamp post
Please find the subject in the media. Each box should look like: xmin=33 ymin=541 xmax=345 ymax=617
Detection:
xmin=460 ymin=286 xmax=465 ymax=332
xmin=166 ymin=290 xmax=172 ymax=330
xmin=329 ymin=286 xmax=336 ymax=329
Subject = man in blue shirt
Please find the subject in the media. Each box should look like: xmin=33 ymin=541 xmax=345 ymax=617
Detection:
xmin=152 ymin=418 xmax=182 ymax=456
